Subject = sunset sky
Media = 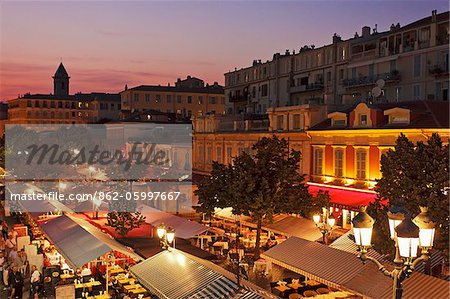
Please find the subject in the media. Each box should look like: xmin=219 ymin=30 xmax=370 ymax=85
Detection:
xmin=0 ymin=1 xmax=448 ymax=101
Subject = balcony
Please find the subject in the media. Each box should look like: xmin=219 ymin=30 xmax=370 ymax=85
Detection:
xmin=429 ymin=64 xmax=449 ymax=77
xmin=228 ymin=94 xmax=248 ymax=103
xmin=290 ymin=82 xmax=324 ymax=94
xmin=343 ymin=71 xmax=400 ymax=88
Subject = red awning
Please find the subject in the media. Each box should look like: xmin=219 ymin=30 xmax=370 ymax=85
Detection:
xmin=308 ymin=183 xmax=376 ymax=211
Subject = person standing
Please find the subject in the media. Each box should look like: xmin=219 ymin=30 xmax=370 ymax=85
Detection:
xmin=9 ymin=266 xmax=23 ymax=299
xmin=30 ymin=265 xmax=40 ymax=299
xmin=1 ymin=222 xmax=8 ymax=241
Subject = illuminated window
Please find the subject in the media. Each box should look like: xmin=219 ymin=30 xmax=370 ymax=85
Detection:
xmin=359 ymin=114 xmax=367 ymax=126
xmin=335 ymin=149 xmax=344 ymax=177
xmin=313 ymin=148 xmax=323 ymax=175
xmin=78 ymin=102 xmax=82 ymax=108
xmin=356 ymin=149 xmax=367 ymax=179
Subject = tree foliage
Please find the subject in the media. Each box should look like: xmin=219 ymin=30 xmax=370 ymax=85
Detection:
xmin=368 ymin=133 xmax=449 ymax=259
xmin=195 ymin=136 xmax=329 ymax=259
xmin=106 ymin=211 xmax=146 ymax=238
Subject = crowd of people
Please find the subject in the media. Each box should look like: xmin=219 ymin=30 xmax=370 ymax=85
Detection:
xmin=0 ymin=220 xmax=41 ymax=299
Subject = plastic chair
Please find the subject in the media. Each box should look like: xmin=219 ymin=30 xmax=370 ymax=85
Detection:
xmin=303 ymin=290 xmax=318 ymax=298
xmin=317 ymin=287 xmax=331 ymax=294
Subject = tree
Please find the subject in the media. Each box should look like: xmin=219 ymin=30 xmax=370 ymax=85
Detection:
xmin=106 ymin=211 xmax=146 ymax=238
xmin=368 ymin=133 xmax=449 ymax=259
xmin=195 ymin=136 xmax=329 ymax=259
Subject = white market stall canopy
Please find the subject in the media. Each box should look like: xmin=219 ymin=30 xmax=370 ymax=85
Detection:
xmin=67 ymin=214 xmax=143 ymax=262
xmin=262 ymin=237 xmax=449 ymax=299
xmin=214 ymin=208 xmax=321 ymax=241
xmin=137 ymin=205 xmax=209 ymax=239
xmin=130 ymin=249 xmax=272 ymax=299
xmin=40 ymin=215 xmax=111 ymax=269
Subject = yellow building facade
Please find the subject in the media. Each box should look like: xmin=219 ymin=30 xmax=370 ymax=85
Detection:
xmin=120 ymin=76 xmax=226 ymax=119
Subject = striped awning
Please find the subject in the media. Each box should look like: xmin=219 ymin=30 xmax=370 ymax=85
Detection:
xmin=137 ymin=205 xmax=209 ymax=239
xmin=40 ymin=215 xmax=111 ymax=269
xmin=130 ymin=249 xmax=271 ymax=299
xmin=262 ymin=237 xmax=450 ymax=299
xmin=330 ymin=231 xmax=444 ymax=273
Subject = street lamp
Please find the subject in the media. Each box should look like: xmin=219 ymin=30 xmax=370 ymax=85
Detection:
xmin=413 ymin=206 xmax=435 ymax=252
xmin=157 ymin=223 xmax=175 ymax=250
xmin=352 ymin=206 xmax=435 ymax=299
xmin=387 ymin=206 xmax=408 ymax=239
xmin=313 ymin=210 xmax=335 ymax=245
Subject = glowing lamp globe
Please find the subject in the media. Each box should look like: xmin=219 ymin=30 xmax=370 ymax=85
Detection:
xmin=166 ymin=228 xmax=175 ymax=244
xmin=395 ymin=217 xmax=420 ymax=258
xmin=313 ymin=214 xmax=321 ymax=224
xmin=387 ymin=206 xmax=408 ymax=240
xmin=327 ymin=213 xmax=336 ymax=227
xmin=413 ymin=206 xmax=435 ymax=249
xmin=157 ymin=224 xmax=166 ymax=239
xmin=351 ymin=207 xmax=374 ymax=248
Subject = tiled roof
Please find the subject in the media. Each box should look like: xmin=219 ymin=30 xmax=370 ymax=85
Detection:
xmin=126 ymin=85 xmax=224 ymax=94
xmin=310 ymin=100 xmax=449 ymax=130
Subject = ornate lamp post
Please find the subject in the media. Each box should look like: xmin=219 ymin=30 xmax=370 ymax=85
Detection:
xmin=313 ymin=210 xmax=335 ymax=245
xmin=352 ymin=206 xmax=435 ymax=299
xmin=157 ymin=223 xmax=176 ymax=250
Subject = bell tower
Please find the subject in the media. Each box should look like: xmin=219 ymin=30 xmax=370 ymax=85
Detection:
xmin=53 ymin=62 xmax=70 ymax=97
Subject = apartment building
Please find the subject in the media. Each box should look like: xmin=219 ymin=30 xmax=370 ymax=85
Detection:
xmin=5 ymin=63 xmax=121 ymax=127
xmin=344 ymin=10 xmax=449 ymax=104
xmin=192 ymin=100 xmax=449 ymax=228
xmin=192 ymin=103 xmax=327 ymax=175
xmin=120 ymin=76 xmax=226 ymax=119
xmin=308 ymin=100 xmax=450 ymax=188
xmin=224 ymin=10 xmax=449 ymax=115
xmin=224 ymin=34 xmax=349 ymax=116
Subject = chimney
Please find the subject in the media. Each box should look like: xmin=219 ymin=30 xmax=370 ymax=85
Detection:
xmin=332 ymin=33 xmax=342 ymax=44
xmin=362 ymin=26 xmax=371 ymax=37
xmin=187 ymin=75 xmax=191 ymax=79
xmin=432 ymin=10 xmax=437 ymax=22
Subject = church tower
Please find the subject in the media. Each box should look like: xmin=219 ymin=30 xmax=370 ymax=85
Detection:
xmin=53 ymin=62 xmax=70 ymax=97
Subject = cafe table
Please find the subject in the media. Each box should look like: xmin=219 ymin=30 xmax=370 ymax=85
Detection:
xmin=287 ymin=283 xmax=302 ymax=290
xmin=305 ymin=280 xmax=321 ymax=287
xmin=213 ymin=241 xmax=229 ymax=250
xmin=75 ymin=280 xmax=102 ymax=289
xmin=128 ymin=285 xmax=148 ymax=295
xmin=274 ymin=284 xmax=291 ymax=297
xmin=60 ymin=273 xmax=74 ymax=280
xmin=108 ymin=267 xmax=125 ymax=275
xmin=87 ymin=294 xmax=112 ymax=299
xmin=117 ymin=277 xmax=135 ymax=285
